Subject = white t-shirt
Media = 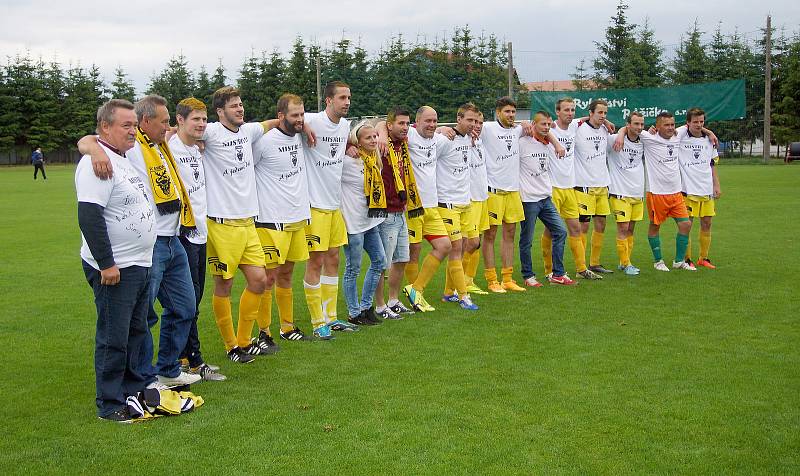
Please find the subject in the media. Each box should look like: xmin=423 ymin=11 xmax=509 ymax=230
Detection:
xmin=573 ymin=121 xmax=610 ymax=187
xmin=76 ymin=145 xmax=155 ymax=270
xmin=127 ymin=140 xmax=180 ymax=237
xmin=519 ymin=136 xmax=554 ymax=202
xmin=435 ymin=132 xmax=471 ymax=205
xmin=549 ymin=119 xmax=579 ymax=189
xmin=340 ymin=155 xmax=386 ymax=234
xmin=481 ymin=121 xmax=523 ymax=191
xmin=201 ymin=121 xmax=264 ymax=219
xmin=606 ymin=133 xmax=645 ymax=199
xmin=407 ymin=127 xmax=439 ymax=208
xmin=469 ymin=138 xmax=489 ymax=202
xmin=676 ymin=125 xmax=718 ymax=196
xmin=252 ymin=128 xmax=310 ymax=224
xmin=639 ymin=131 xmax=682 ymax=194
xmin=303 ymin=111 xmax=349 ymax=210
xmin=168 ymin=135 xmax=207 ymax=244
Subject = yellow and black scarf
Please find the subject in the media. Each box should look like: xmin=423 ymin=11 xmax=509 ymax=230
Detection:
xmin=387 ymin=138 xmax=423 ymax=218
xmin=135 ymin=128 xmax=196 ymax=231
xmin=359 ymin=148 xmax=388 ymax=218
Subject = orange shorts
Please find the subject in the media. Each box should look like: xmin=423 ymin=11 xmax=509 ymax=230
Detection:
xmin=647 ymin=192 xmax=689 ymax=225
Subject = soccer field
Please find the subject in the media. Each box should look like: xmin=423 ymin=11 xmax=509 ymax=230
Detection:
xmin=0 ymin=164 xmax=798 ymax=474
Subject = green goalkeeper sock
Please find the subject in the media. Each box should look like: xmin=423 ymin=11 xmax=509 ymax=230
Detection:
xmin=648 ymin=235 xmax=662 ymax=262
xmin=675 ymin=233 xmax=689 ymax=263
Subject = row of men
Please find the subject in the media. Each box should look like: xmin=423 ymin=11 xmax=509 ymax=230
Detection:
xmin=75 ymin=82 xmax=719 ymax=422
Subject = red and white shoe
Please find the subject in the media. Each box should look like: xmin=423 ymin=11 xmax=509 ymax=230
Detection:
xmin=697 ymin=258 xmax=716 ymax=269
xmin=524 ymin=276 xmax=543 ymax=288
xmin=549 ymin=274 xmax=577 ymax=286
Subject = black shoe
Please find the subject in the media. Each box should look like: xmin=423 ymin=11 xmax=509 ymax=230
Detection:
xmin=348 ymin=312 xmax=377 ymax=326
xmin=588 ymin=264 xmax=614 ymax=274
xmin=363 ymin=307 xmax=382 ymax=324
xmin=279 ymin=327 xmax=311 ymax=341
xmin=227 ymin=346 xmax=256 ymax=363
xmin=255 ymin=330 xmax=280 ymax=354
xmin=99 ymin=407 xmax=134 ymax=423
xmin=389 ymin=302 xmax=415 ymax=315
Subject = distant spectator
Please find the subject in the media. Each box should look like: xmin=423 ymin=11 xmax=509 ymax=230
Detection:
xmin=32 ymin=147 xmax=46 ymax=180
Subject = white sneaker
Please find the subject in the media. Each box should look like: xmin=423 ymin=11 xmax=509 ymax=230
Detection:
xmin=157 ymin=371 xmax=201 ymax=387
xmin=524 ymin=276 xmax=543 ymax=288
xmin=653 ymin=260 xmax=670 ymax=272
xmin=672 ymin=260 xmax=697 ymax=271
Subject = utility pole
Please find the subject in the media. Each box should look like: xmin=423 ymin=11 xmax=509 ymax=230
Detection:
xmin=763 ymin=15 xmax=772 ymax=163
xmin=507 ymin=42 xmax=513 ymax=98
xmin=316 ymin=56 xmax=322 ymax=112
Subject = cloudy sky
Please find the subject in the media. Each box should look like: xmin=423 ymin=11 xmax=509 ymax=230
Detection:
xmin=1 ymin=0 xmax=797 ymax=93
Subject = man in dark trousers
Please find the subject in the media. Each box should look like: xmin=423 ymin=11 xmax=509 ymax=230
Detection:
xmin=32 ymin=147 xmax=46 ymax=180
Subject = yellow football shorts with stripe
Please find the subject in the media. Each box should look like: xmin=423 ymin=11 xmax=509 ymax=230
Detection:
xmin=575 ymin=186 xmax=611 ymax=216
xmin=610 ymin=196 xmax=644 ymax=222
xmin=257 ymin=220 xmax=309 ymax=269
xmin=684 ymin=194 xmax=716 ymax=218
xmin=305 ymin=208 xmax=348 ymax=252
xmin=206 ymin=217 xmax=265 ymax=279
xmin=438 ymin=204 xmax=471 ymax=242
xmin=487 ymin=190 xmax=524 ymax=226
xmin=465 ymin=200 xmax=489 ymax=239
xmin=407 ymin=207 xmax=448 ymax=244
xmin=551 ymin=187 xmax=580 ymax=220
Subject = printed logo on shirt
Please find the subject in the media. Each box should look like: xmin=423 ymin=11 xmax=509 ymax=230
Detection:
xmin=329 ymin=143 xmax=339 ymax=158
xmin=505 ymin=139 xmax=513 ymax=151
xmin=290 ymin=150 xmax=298 ymax=166
xmin=235 ymin=145 xmax=244 ymax=162
xmin=667 ymin=145 xmax=675 ymax=157
xmin=189 ymin=162 xmax=200 ymax=181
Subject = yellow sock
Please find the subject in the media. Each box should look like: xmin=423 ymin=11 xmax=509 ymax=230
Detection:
xmin=484 ymin=267 xmax=498 ymax=284
xmin=443 ymin=262 xmax=454 ymax=295
xmin=699 ymin=231 xmax=711 ymax=259
xmin=541 ymin=234 xmax=553 ymax=275
xmin=465 ymin=250 xmax=480 ymax=284
xmin=413 ymin=254 xmax=441 ymax=292
xmin=627 ymin=235 xmax=634 ymax=261
xmin=568 ymin=236 xmax=587 ymax=273
xmin=276 ymin=286 xmax=294 ymax=333
xmin=256 ymin=289 xmax=273 ymax=334
xmin=616 ymin=238 xmax=629 ymax=267
xmin=212 ymin=295 xmax=237 ymax=352
xmin=405 ymin=262 xmax=419 ymax=285
xmin=686 ymin=235 xmax=693 ymax=261
xmin=236 ymin=288 xmax=261 ymax=348
xmin=501 ymin=266 xmax=514 ymax=283
xmin=448 ymin=259 xmax=467 ymax=295
xmin=303 ymin=281 xmax=325 ymax=328
xmin=320 ymin=275 xmax=339 ymax=322
xmin=580 ymin=232 xmax=587 ymax=250
xmin=590 ymin=231 xmax=604 ymax=267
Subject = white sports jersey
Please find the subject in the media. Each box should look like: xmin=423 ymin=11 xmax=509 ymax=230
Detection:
xmin=201 ymin=121 xmax=264 ymax=219
xmin=407 ymin=127 xmax=439 ymax=208
xmin=573 ymin=121 xmax=610 ymax=187
xmin=435 ymin=131 xmax=471 ymax=205
xmin=676 ymin=125 xmax=717 ymax=196
xmin=127 ymin=140 xmax=179 ymax=237
xmin=340 ymin=155 xmax=385 ymax=234
xmin=606 ymin=133 xmax=645 ymax=199
xmin=519 ymin=136 xmax=554 ymax=202
xmin=169 ymin=135 xmax=207 ymax=244
xmin=76 ymin=144 xmax=155 ymax=270
xmin=481 ymin=121 xmax=523 ymax=191
xmin=303 ymin=111 xmax=349 ymax=210
xmin=549 ymin=119 xmax=579 ymax=188
xmin=252 ymin=128 xmax=310 ymax=224
xmin=469 ymin=138 xmax=489 ymax=201
xmin=639 ymin=131 xmax=682 ymax=194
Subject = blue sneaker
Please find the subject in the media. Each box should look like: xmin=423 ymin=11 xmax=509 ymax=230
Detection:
xmin=313 ymin=324 xmax=335 ymax=340
xmin=441 ymin=293 xmax=460 ymax=303
xmin=623 ymin=264 xmax=640 ymax=276
xmin=458 ymin=296 xmax=479 ymax=311
xmin=328 ymin=319 xmax=359 ymax=332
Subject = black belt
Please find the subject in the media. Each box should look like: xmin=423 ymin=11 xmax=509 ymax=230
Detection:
xmin=574 ymin=186 xmax=588 ymax=193
xmin=255 ymin=219 xmax=310 ymax=230
xmin=438 ymin=202 xmax=467 ymax=209
xmin=208 ymin=216 xmax=231 ymax=224
xmin=488 ymin=186 xmax=510 ymax=194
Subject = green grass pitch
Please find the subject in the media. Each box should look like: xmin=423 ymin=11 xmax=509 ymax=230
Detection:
xmin=0 ymin=163 xmax=798 ymax=474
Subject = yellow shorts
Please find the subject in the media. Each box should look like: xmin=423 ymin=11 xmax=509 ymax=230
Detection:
xmin=684 ymin=195 xmax=716 ymax=218
xmin=575 ymin=187 xmax=611 ymax=217
xmin=551 ymin=187 xmax=580 ymax=220
xmin=610 ymin=196 xmax=644 ymax=222
xmin=305 ymin=208 xmax=348 ymax=252
xmin=487 ymin=190 xmax=524 ymax=226
xmin=257 ymin=220 xmax=309 ymax=268
xmin=407 ymin=207 xmax=448 ymax=244
xmin=206 ymin=218 xmax=265 ymax=279
xmin=465 ymin=200 xmax=489 ymax=239
xmin=438 ymin=204 xmax=471 ymax=242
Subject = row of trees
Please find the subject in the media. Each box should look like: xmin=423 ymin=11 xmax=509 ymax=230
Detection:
xmin=0 ymin=26 xmax=520 ymax=157
xmin=572 ymin=1 xmax=800 ymax=152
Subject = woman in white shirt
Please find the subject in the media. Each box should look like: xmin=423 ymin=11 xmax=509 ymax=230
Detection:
xmin=342 ymin=122 xmax=388 ymax=326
